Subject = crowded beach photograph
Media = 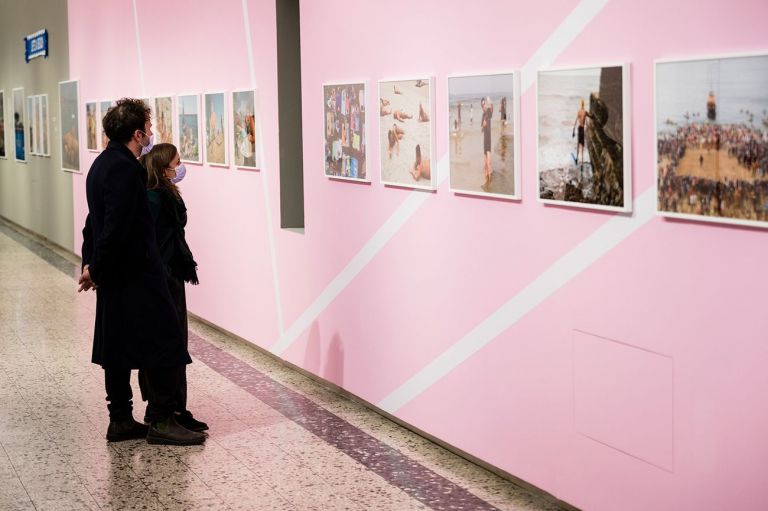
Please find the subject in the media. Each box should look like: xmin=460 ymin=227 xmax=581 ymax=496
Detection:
xmin=59 ymin=80 xmax=80 ymax=172
xmin=177 ymin=94 xmax=201 ymax=164
xmin=448 ymin=72 xmax=520 ymax=199
xmin=232 ymin=89 xmax=258 ymax=169
xmin=154 ymin=96 xmax=174 ymax=145
xmin=85 ymin=102 xmax=97 ymax=151
xmin=204 ymin=92 xmax=227 ymax=166
xmin=656 ymin=53 xmax=768 ymax=228
xmin=537 ymin=64 xmax=631 ymax=212
xmin=379 ymin=77 xmax=434 ymax=190
xmin=324 ymin=81 xmax=367 ymax=181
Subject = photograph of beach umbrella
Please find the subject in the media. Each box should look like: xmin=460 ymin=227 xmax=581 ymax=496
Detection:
xmin=177 ymin=94 xmax=201 ymax=164
xmin=85 ymin=102 xmax=97 ymax=151
xmin=13 ymin=88 xmax=26 ymax=163
xmin=58 ymin=80 xmax=80 ymax=172
xmin=204 ymin=92 xmax=227 ymax=166
xmin=154 ymin=96 xmax=174 ymax=145
xmin=537 ymin=64 xmax=631 ymax=212
xmin=379 ymin=77 xmax=434 ymax=190
xmin=324 ymin=81 xmax=367 ymax=181
xmin=232 ymin=90 xmax=258 ymax=169
xmin=448 ymin=72 xmax=520 ymax=199
xmin=656 ymin=53 xmax=768 ymax=228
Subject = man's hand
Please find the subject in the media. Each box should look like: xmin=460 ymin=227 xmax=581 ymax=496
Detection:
xmin=78 ymin=265 xmax=97 ymax=292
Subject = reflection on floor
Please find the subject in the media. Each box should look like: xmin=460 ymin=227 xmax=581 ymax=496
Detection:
xmin=0 ymin=221 xmax=565 ymax=511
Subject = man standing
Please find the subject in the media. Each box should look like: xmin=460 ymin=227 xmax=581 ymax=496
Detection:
xmin=79 ymin=98 xmax=204 ymax=446
xmin=572 ymin=98 xmax=590 ymax=167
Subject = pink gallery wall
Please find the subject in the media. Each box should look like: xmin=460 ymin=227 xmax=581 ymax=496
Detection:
xmin=66 ymin=0 xmax=768 ymax=510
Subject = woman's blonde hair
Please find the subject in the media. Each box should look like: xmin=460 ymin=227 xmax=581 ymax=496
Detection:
xmin=140 ymin=143 xmax=180 ymax=198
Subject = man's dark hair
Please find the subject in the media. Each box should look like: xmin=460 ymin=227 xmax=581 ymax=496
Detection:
xmin=102 ymin=98 xmax=150 ymax=143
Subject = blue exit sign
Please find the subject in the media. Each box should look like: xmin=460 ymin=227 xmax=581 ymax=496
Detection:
xmin=24 ymin=29 xmax=48 ymax=63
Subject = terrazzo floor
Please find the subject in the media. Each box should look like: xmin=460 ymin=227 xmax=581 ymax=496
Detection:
xmin=0 ymin=221 xmax=566 ymax=511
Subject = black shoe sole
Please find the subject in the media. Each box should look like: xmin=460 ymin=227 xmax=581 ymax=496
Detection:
xmin=106 ymin=433 xmax=147 ymax=442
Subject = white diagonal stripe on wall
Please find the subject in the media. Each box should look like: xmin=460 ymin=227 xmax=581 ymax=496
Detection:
xmin=242 ymin=0 xmax=285 ymax=336
xmin=270 ymin=0 xmax=611 ymax=356
xmin=378 ymin=189 xmax=657 ymax=412
xmin=131 ymin=0 xmax=145 ymax=95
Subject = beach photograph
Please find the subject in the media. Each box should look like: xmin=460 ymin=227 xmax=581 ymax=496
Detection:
xmin=178 ymin=94 xmax=201 ymax=163
xmin=0 ymin=90 xmax=5 ymax=159
xmin=40 ymin=95 xmax=49 ymax=156
xmin=99 ymin=100 xmax=112 ymax=150
xmin=85 ymin=102 xmax=97 ymax=151
xmin=379 ymin=77 xmax=434 ymax=189
xmin=232 ymin=90 xmax=257 ymax=169
xmin=59 ymin=80 xmax=80 ymax=172
xmin=448 ymin=72 xmax=519 ymax=199
xmin=154 ymin=96 xmax=174 ymax=145
xmin=656 ymin=53 xmax=768 ymax=228
xmin=13 ymin=88 xmax=25 ymax=162
xmin=324 ymin=82 xmax=367 ymax=181
xmin=537 ymin=65 xmax=630 ymax=211
xmin=204 ymin=92 xmax=227 ymax=166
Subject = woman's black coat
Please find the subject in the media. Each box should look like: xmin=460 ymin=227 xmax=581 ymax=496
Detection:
xmin=81 ymin=141 xmax=191 ymax=369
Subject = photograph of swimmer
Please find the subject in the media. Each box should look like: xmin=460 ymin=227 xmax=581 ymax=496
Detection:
xmin=324 ymin=82 xmax=367 ymax=181
xmin=656 ymin=53 xmax=768 ymax=228
xmin=448 ymin=72 xmax=520 ymax=199
xmin=537 ymin=65 xmax=631 ymax=211
xmin=379 ymin=77 xmax=434 ymax=190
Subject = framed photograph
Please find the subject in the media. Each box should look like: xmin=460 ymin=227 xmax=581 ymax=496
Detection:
xmin=12 ymin=88 xmax=26 ymax=162
xmin=231 ymin=90 xmax=258 ymax=169
xmin=38 ymin=95 xmax=49 ymax=157
xmin=656 ymin=52 xmax=768 ymax=228
xmin=59 ymin=80 xmax=81 ymax=172
xmin=323 ymin=81 xmax=368 ymax=181
xmin=448 ymin=72 xmax=521 ymax=199
xmin=28 ymin=96 xmax=37 ymax=155
xmin=379 ymin=77 xmax=435 ymax=190
xmin=153 ymin=96 xmax=174 ymax=146
xmin=537 ymin=64 xmax=632 ymax=212
xmin=85 ymin=102 xmax=98 ymax=151
xmin=203 ymin=92 xmax=228 ymax=166
xmin=177 ymin=94 xmax=201 ymax=164
xmin=98 ymin=100 xmax=113 ymax=150
xmin=0 ymin=90 xmax=5 ymax=159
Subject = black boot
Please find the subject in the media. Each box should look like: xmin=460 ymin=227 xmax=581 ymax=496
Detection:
xmin=106 ymin=417 xmax=149 ymax=442
xmin=147 ymin=415 xmax=206 ymax=446
xmin=175 ymin=411 xmax=209 ymax=432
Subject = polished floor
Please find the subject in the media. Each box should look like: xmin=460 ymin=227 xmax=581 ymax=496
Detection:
xmin=0 ymin=221 xmax=564 ymax=511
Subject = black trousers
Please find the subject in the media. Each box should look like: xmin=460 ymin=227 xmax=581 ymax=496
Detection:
xmin=104 ymin=367 xmax=177 ymax=422
xmin=138 ymin=275 xmax=189 ymax=413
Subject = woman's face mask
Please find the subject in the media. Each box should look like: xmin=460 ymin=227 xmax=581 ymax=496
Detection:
xmin=171 ymin=163 xmax=187 ymax=184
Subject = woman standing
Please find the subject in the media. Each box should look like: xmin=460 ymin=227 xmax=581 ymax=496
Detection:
xmin=140 ymin=143 xmax=207 ymax=432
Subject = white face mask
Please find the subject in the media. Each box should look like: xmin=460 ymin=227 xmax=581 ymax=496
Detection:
xmin=171 ymin=163 xmax=187 ymax=184
xmin=138 ymin=132 xmax=154 ymax=157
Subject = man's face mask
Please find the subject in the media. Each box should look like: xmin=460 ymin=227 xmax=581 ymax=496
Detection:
xmin=138 ymin=131 xmax=154 ymax=157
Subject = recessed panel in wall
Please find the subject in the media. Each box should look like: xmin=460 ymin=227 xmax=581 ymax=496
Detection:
xmin=231 ymin=90 xmax=258 ymax=170
xmin=204 ymin=92 xmax=228 ymax=167
xmin=656 ymin=52 xmax=768 ymax=229
xmin=573 ymin=330 xmax=674 ymax=471
xmin=58 ymin=80 xmax=80 ymax=172
xmin=177 ymin=94 xmax=201 ymax=164
xmin=379 ymin=77 xmax=435 ymax=190
xmin=448 ymin=72 xmax=521 ymax=200
xmin=323 ymin=82 xmax=368 ymax=182
xmin=537 ymin=64 xmax=632 ymax=212
xmin=12 ymin=88 xmax=26 ymax=163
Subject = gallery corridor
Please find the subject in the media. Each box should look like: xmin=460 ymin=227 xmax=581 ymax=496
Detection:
xmin=0 ymin=220 xmax=563 ymax=511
